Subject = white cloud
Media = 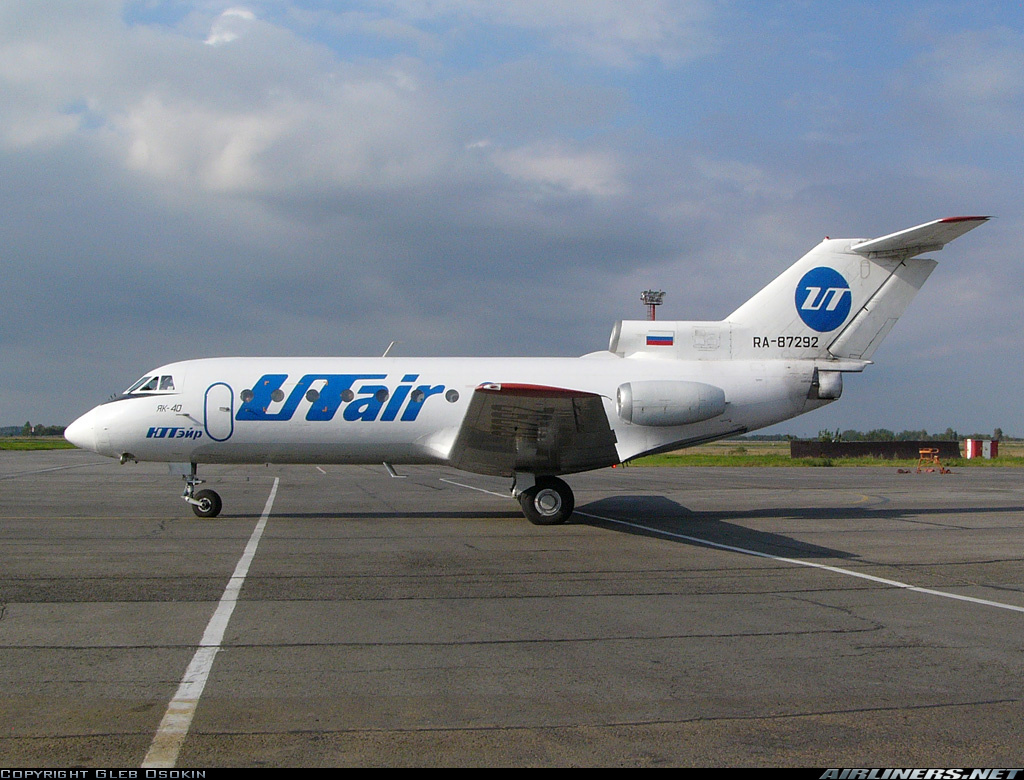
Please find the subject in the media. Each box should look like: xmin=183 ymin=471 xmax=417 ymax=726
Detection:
xmin=0 ymin=3 xmax=115 ymax=148
xmin=493 ymin=143 xmax=625 ymax=197
xmin=0 ymin=5 xmax=457 ymax=193
xmin=121 ymin=94 xmax=288 ymax=191
xmin=378 ymin=0 xmax=717 ymax=67
xmin=896 ymin=27 xmax=1024 ymax=137
xmin=205 ymin=7 xmax=257 ymax=46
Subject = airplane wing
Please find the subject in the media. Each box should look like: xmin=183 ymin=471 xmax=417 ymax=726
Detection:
xmin=851 ymin=216 xmax=989 ymax=259
xmin=447 ymin=383 xmax=620 ymax=477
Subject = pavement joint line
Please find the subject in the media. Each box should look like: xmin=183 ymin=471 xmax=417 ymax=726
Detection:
xmin=0 ymin=461 xmax=110 ymax=480
xmin=141 ymin=477 xmax=280 ymax=769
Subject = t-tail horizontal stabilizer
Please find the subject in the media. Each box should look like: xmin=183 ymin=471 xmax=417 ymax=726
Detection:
xmin=833 ymin=216 xmax=989 ymax=360
xmin=724 ymin=215 xmax=989 ymax=361
xmin=850 ymin=216 xmax=990 ymax=259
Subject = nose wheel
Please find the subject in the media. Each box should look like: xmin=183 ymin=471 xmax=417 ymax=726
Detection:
xmin=182 ymin=464 xmax=223 ymax=518
xmin=190 ymin=489 xmax=223 ymax=518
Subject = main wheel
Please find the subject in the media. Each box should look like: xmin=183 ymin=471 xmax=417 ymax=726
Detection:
xmin=518 ymin=476 xmax=574 ymax=525
xmin=192 ymin=489 xmax=223 ymax=518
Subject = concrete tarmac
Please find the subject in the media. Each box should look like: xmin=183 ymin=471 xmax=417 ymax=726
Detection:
xmin=2 ymin=449 xmax=1024 ymax=767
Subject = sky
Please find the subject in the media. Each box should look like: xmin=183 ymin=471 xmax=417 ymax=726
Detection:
xmin=1 ymin=0 xmax=1021 ymax=437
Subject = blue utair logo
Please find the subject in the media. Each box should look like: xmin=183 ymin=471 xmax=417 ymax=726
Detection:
xmin=236 ymin=373 xmax=446 ymax=423
xmin=147 ymin=427 xmax=203 ymax=439
xmin=795 ymin=267 xmax=852 ymax=332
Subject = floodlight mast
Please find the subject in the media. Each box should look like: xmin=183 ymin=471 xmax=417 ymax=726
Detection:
xmin=640 ymin=290 xmax=665 ymax=320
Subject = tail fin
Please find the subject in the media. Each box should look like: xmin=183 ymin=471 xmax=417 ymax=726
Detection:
xmin=727 ymin=216 xmax=989 ymax=360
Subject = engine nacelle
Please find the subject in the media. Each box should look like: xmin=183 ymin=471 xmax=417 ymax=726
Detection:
xmin=616 ymin=380 xmax=727 ymax=427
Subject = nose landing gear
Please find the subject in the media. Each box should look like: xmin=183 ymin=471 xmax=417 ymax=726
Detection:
xmin=181 ymin=463 xmax=222 ymax=518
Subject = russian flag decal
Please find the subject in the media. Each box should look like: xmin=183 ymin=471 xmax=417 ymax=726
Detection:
xmin=646 ymin=332 xmax=674 ymax=346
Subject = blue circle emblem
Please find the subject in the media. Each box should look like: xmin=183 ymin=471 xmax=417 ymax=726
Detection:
xmin=795 ymin=267 xmax=852 ymax=332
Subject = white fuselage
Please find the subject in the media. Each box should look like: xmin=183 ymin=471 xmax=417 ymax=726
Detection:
xmin=61 ymin=217 xmax=987 ymax=522
xmin=65 ymin=353 xmax=829 ymax=474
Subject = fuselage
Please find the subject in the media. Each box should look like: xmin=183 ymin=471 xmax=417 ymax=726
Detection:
xmin=60 ymin=217 xmax=987 ymax=523
xmin=64 ymin=353 xmax=830 ymax=474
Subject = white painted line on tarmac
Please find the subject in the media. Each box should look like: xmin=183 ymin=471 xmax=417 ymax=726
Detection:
xmin=441 ymin=477 xmax=1024 ymax=615
xmin=577 ymin=509 xmax=1024 ymax=615
xmin=440 ymin=478 xmax=509 ymax=499
xmin=142 ymin=477 xmax=280 ymax=768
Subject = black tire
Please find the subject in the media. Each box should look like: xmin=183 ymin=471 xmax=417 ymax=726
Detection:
xmin=518 ymin=476 xmax=574 ymax=525
xmin=192 ymin=489 xmax=223 ymax=518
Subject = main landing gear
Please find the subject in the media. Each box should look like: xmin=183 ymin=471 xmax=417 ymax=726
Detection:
xmin=514 ymin=474 xmax=575 ymax=525
xmin=181 ymin=463 xmax=222 ymax=518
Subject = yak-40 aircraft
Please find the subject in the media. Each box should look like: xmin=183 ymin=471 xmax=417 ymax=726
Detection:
xmin=66 ymin=216 xmax=988 ymax=524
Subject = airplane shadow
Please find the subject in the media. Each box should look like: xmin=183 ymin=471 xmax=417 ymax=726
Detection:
xmin=573 ymin=494 xmax=1024 ymax=562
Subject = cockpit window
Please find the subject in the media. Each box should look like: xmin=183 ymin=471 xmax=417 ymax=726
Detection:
xmin=125 ymin=376 xmax=152 ymax=394
xmin=124 ymin=375 xmax=176 ymax=394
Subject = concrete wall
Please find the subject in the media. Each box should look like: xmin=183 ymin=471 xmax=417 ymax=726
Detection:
xmin=790 ymin=440 xmax=962 ymax=460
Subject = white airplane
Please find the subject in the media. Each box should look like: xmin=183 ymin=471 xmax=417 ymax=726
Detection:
xmin=65 ymin=216 xmax=988 ymax=524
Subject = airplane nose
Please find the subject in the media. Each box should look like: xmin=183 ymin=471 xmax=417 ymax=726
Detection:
xmin=64 ymin=414 xmax=98 ymax=452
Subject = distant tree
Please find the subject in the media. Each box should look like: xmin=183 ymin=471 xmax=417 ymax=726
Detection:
xmin=897 ymin=429 xmax=928 ymax=441
xmin=864 ymin=428 xmax=895 ymax=441
xmin=994 ymin=428 xmax=1004 ymax=441
xmin=22 ymin=421 xmax=31 ymax=436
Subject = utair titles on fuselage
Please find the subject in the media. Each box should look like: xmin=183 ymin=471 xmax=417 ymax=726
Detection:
xmin=142 ymin=371 xmax=442 ymax=440
xmin=65 ymin=216 xmax=989 ymax=524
